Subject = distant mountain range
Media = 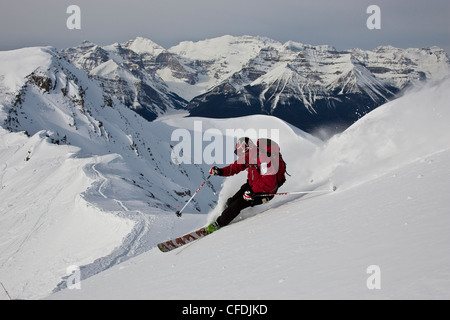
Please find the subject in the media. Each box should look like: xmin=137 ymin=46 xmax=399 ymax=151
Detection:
xmin=5 ymin=35 xmax=450 ymax=135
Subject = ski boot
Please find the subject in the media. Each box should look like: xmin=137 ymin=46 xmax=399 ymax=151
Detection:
xmin=205 ymin=221 xmax=221 ymax=234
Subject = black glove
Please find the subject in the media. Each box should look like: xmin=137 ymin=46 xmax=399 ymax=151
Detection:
xmin=209 ymin=166 xmax=223 ymax=176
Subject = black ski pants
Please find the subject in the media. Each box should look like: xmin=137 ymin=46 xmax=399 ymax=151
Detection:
xmin=216 ymin=182 xmax=272 ymax=227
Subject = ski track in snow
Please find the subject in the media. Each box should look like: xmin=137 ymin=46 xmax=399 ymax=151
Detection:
xmin=53 ymin=161 xmax=159 ymax=292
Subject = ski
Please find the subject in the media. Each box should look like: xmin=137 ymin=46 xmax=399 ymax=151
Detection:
xmin=157 ymin=227 xmax=210 ymax=252
xmin=158 ymin=185 xmax=338 ymax=252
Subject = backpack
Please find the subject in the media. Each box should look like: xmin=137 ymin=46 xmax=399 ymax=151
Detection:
xmin=257 ymin=138 xmax=288 ymax=188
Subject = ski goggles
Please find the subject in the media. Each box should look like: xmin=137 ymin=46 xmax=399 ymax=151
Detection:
xmin=234 ymin=139 xmax=252 ymax=155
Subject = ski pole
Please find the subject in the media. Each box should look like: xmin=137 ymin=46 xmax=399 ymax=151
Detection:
xmin=255 ymin=185 xmax=337 ymax=198
xmin=176 ymin=175 xmax=211 ymax=217
xmin=1 ymin=281 xmax=11 ymax=300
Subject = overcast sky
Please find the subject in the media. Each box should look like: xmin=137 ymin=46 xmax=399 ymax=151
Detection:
xmin=1 ymin=0 xmax=449 ymax=53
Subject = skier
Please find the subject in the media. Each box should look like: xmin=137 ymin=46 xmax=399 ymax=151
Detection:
xmin=206 ymin=137 xmax=285 ymax=233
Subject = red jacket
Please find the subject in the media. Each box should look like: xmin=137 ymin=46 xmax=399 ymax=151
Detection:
xmin=221 ymin=149 xmax=279 ymax=194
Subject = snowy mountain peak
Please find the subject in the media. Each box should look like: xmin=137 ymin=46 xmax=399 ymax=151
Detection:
xmin=63 ymin=39 xmax=187 ymax=122
xmin=53 ymin=36 xmax=450 ymax=133
xmin=282 ymin=40 xmax=337 ymax=53
xmin=2 ymin=36 xmax=449 ymax=138
xmin=185 ymin=38 xmax=449 ymax=134
xmin=171 ymin=35 xmax=280 ymax=58
xmin=124 ymin=36 xmax=166 ymax=56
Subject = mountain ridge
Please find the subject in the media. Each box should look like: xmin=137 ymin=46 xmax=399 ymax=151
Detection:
xmin=54 ymin=35 xmax=450 ymax=136
xmin=181 ymin=36 xmax=449 ymax=135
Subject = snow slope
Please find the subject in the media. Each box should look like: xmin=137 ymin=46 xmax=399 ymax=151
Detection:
xmin=0 ymin=128 xmax=134 ymax=299
xmin=0 ymin=47 xmax=221 ymax=300
xmin=48 ymin=151 xmax=450 ymax=299
xmin=48 ymin=76 xmax=450 ymax=300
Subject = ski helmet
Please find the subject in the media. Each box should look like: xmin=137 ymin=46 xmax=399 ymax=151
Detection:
xmin=234 ymin=137 xmax=255 ymax=155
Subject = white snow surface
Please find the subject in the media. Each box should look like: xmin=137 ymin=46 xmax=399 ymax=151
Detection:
xmin=0 ymin=47 xmax=219 ymax=299
xmin=0 ymin=130 xmax=134 ymax=299
xmin=48 ymin=76 xmax=450 ymax=300
xmin=1 ymin=45 xmax=449 ymax=299
xmin=0 ymin=47 xmax=53 ymax=94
